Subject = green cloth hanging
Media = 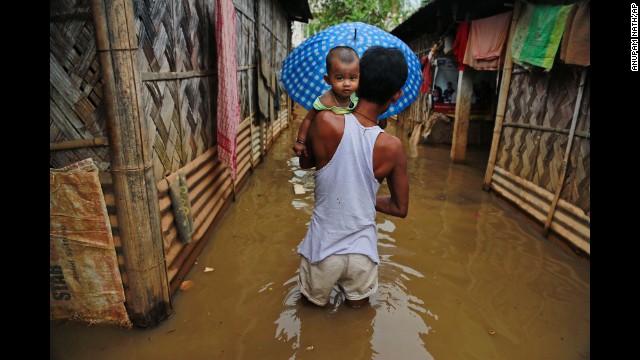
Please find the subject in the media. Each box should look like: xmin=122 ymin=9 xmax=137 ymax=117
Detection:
xmin=511 ymin=3 xmax=575 ymax=70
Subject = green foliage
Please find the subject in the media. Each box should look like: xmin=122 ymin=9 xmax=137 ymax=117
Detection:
xmin=305 ymin=0 xmax=416 ymax=36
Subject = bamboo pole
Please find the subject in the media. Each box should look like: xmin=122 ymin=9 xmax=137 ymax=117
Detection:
xmin=50 ymin=137 xmax=109 ymax=150
xmin=90 ymin=0 xmax=171 ymax=327
xmin=141 ymin=69 xmax=215 ymax=81
xmin=543 ymin=68 xmax=588 ymax=235
xmin=502 ymin=122 xmax=590 ymax=139
xmin=483 ymin=0 xmax=522 ymax=190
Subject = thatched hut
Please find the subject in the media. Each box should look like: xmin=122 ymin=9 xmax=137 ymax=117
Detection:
xmin=391 ymin=0 xmax=590 ymax=261
xmin=50 ymin=0 xmax=311 ymax=327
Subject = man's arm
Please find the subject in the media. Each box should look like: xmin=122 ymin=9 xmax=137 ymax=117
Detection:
xmin=299 ymin=110 xmax=343 ymax=170
xmin=298 ymin=134 xmax=315 ymax=169
xmin=375 ymin=139 xmax=409 ymax=218
xmin=292 ymin=108 xmax=317 ymax=157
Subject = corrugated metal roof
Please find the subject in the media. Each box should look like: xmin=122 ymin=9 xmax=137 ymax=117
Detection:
xmin=391 ymin=0 xmax=512 ymax=42
xmin=277 ymin=0 xmax=313 ymax=23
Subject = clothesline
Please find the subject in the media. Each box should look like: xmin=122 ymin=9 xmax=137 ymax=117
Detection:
xmin=412 ymin=20 xmax=460 ymax=56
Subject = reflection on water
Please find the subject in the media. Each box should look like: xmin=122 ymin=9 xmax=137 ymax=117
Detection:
xmin=50 ymin=115 xmax=589 ymax=360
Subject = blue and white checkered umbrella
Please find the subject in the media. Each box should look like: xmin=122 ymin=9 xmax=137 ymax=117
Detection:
xmin=282 ymin=22 xmax=422 ymax=119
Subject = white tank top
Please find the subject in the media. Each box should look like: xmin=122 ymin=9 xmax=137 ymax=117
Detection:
xmin=297 ymin=113 xmax=384 ymax=264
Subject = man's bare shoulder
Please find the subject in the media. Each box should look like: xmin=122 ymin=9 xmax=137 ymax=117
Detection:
xmin=376 ymin=132 xmax=404 ymax=153
xmin=313 ymin=110 xmax=342 ymax=130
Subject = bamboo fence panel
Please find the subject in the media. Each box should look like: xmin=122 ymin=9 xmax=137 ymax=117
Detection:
xmin=236 ymin=0 xmax=256 ymax=121
xmin=136 ymin=0 xmax=216 ymax=184
xmin=532 ymin=67 xmax=581 ymax=193
xmin=491 ymin=66 xmax=590 ymax=253
xmin=50 ymin=0 xmax=110 ymax=169
xmin=496 ymin=69 xmax=550 ymax=181
xmin=491 ymin=166 xmax=589 ymax=254
xmin=559 ymin=72 xmax=590 ymax=216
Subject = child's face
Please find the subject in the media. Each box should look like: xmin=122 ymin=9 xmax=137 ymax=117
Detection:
xmin=324 ymin=59 xmax=360 ymax=100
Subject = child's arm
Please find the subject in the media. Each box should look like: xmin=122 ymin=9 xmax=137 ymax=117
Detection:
xmin=292 ymin=108 xmax=317 ymax=157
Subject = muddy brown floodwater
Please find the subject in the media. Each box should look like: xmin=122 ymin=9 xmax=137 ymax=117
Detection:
xmin=50 ymin=109 xmax=590 ymax=360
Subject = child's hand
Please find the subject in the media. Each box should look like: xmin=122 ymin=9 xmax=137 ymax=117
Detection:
xmin=292 ymin=142 xmax=307 ymax=157
xmin=378 ymin=118 xmax=388 ymax=129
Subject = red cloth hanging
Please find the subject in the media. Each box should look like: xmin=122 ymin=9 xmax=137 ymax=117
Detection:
xmin=419 ymin=53 xmax=433 ymax=93
xmin=216 ymin=0 xmax=241 ymax=180
xmin=452 ymin=21 xmax=470 ymax=71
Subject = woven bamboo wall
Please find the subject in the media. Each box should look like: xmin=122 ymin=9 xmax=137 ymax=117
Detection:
xmin=490 ymin=65 xmax=590 ymax=253
xmin=496 ymin=66 xmax=590 ymax=214
xmin=50 ymin=0 xmax=110 ymax=169
xmin=135 ymin=0 xmax=217 ymax=183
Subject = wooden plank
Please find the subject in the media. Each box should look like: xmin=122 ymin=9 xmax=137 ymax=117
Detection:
xmin=450 ymin=69 xmax=474 ymax=163
xmin=491 ymin=165 xmax=589 ymax=251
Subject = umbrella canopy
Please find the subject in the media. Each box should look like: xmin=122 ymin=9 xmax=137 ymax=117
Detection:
xmin=282 ymin=22 xmax=422 ymax=119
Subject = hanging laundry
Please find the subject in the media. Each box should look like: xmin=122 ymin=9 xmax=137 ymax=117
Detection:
xmin=215 ymin=0 xmax=241 ymax=180
xmin=463 ymin=11 xmax=512 ymax=70
xmin=511 ymin=3 xmax=575 ymax=70
xmin=452 ymin=20 xmax=470 ymax=71
xmin=419 ymin=51 xmax=433 ymax=93
xmin=560 ymin=0 xmax=590 ymax=66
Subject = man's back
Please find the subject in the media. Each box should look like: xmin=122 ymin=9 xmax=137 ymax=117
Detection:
xmin=298 ymin=112 xmax=384 ymax=265
xmin=302 ymin=110 xmax=408 ymax=218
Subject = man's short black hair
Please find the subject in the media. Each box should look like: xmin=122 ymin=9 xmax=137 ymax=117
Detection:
xmin=357 ymin=46 xmax=408 ymax=105
xmin=325 ymin=46 xmax=359 ymax=73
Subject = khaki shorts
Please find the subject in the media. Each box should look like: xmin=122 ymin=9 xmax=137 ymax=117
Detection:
xmin=298 ymin=254 xmax=378 ymax=306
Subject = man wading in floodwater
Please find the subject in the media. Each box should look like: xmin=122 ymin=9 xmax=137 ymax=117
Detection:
xmin=296 ymin=46 xmax=410 ymax=308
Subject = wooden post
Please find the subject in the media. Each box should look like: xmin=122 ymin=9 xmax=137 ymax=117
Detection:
xmin=286 ymin=18 xmax=292 ymax=129
xmin=483 ymin=0 xmax=522 ymax=190
xmin=90 ymin=0 xmax=171 ymax=327
xmin=450 ymin=69 xmax=474 ymax=163
xmin=543 ymin=68 xmax=587 ymax=236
